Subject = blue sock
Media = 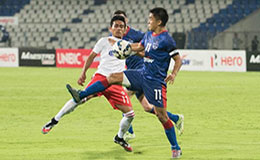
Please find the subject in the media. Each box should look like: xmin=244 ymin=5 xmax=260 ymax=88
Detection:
xmin=150 ymin=107 xmax=155 ymax=114
xmin=167 ymin=112 xmax=179 ymax=123
xmin=150 ymin=107 xmax=179 ymax=123
xmin=163 ymin=119 xmax=180 ymax=150
xmin=165 ymin=127 xmax=180 ymax=150
xmin=128 ymin=125 xmax=134 ymax=134
xmin=79 ymin=81 xmax=107 ymax=99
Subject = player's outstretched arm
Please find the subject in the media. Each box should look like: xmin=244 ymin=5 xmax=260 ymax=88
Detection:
xmin=135 ymin=51 xmax=145 ymax=57
xmin=130 ymin=43 xmax=145 ymax=56
xmin=165 ymin=54 xmax=182 ymax=84
xmin=78 ymin=51 xmax=97 ymax=86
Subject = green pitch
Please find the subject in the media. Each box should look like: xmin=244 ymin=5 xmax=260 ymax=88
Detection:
xmin=0 ymin=67 xmax=260 ymax=160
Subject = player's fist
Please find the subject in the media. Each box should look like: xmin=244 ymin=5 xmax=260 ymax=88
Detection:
xmin=78 ymin=73 xmax=86 ymax=86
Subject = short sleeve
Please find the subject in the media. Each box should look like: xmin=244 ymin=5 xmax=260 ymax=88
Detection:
xmin=92 ymin=38 xmax=104 ymax=53
xmin=140 ymin=33 xmax=147 ymax=46
xmin=167 ymin=36 xmax=178 ymax=56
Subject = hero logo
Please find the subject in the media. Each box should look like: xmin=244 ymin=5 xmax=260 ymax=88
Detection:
xmin=0 ymin=53 xmax=16 ymax=62
xmin=211 ymin=54 xmax=243 ymax=68
xmin=57 ymin=53 xmax=81 ymax=65
xmin=249 ymin=54 xmax=260 ymax=63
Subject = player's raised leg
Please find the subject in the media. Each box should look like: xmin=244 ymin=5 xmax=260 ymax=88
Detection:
xmin=67 ymin=73 xmax=124 ymax=103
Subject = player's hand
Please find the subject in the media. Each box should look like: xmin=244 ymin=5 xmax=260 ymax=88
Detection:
xmin=164 ymin=73 xmax=176 ymax=84
xmin=78 ymin=73 xmax=86 ymax=86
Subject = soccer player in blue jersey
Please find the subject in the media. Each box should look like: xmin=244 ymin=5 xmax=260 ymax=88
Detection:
xmin=114 ymin=10 xmax=184 ymax=141
xmin=67 ymin=8 xmax=183 ymax=158
xmin=114 ymin=10 xmax=145 ymax=70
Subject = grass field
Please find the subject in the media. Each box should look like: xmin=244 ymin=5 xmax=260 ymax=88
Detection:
xmin=0 ymin=67 xmax=260 ymax=160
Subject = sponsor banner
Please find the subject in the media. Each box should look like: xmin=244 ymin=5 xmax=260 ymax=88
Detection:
xmin=0 ymin=48 xmax=18 ymax=67
xmin=56 ymin=49 xmax=100 ymax=68
xmin=19 ymin=48 xmax=56 ymax=67
xmin=170 ymin=50 xmax=246 ymax=72
xmin=246 ymin=52 xmax=260 ymax=71
xmin=0 ymin=16 xmax=18 ymax=25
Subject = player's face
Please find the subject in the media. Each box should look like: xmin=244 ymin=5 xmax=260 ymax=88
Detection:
xmin=148 ymin=13 xmax=161 ymax=31
xmin=110 ymin=20 xmax=126 ymax=39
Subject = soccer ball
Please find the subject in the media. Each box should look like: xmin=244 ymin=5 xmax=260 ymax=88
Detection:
xmin=112 ymin=40 xmax=132 ymax=59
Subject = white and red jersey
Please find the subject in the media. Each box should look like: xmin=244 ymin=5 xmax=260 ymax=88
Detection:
xmin=92 ymin=36 xmax=126 ymax=77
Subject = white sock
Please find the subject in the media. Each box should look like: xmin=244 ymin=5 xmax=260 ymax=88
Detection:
xmin=54 ymin=99 xmax=78 ymax=121
xmin=117 ymin=110 xmax=135 ymax=138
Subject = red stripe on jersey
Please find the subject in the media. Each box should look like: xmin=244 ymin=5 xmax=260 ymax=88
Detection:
xmin=162 ymin=85 xmax=167 ymax=108
xmin=124 ymin=26 xmax=131 ymax=36
xmin=152 ymin=30 xmax=168 ymax=36
xmin=163 ymin=119 xmax=174 ymax=129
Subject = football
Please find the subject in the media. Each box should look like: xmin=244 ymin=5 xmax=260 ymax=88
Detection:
xmin=112 ymin=39 xmax=132 ymax=59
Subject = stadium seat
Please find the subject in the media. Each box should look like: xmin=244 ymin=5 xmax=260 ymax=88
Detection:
xmin=2 ymin=0 xmax=260 ymax=49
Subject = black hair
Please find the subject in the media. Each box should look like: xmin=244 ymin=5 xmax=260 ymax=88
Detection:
xmin=110 ymin=15 xmax=126 ymax=27
xmin=113 ymin=10 xmax=127 ymax=17
xmin=149 ymin=7 xmax=168 ymax=26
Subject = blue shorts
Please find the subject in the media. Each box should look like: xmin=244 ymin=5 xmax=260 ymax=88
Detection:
xmin=124 ymin=69 xmax=167 ymax=108
xmin=135 ymin=90 xmax=143 ymax=100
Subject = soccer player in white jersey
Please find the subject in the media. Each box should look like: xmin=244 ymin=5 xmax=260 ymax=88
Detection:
xmin=42 ymin=16 xmax=134 ymax=152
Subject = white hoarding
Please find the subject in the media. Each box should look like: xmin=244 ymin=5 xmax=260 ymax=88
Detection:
xmin=0 ymin=16 xmax=18 ymax=25
xmin=0 ymin=48 xmax=19 ymax=67
xmin=170 ymin=50 xmax=246 ymax=72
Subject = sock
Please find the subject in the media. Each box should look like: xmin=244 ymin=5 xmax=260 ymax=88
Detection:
xmin=150 ymin=107 xmax=179 ymax=123
xmin=150 ymin=107 xmax=155 ymax=114
xmin=79 ymin=79 xmax=109 ymax=99
xmin=51 ymin=117 xmax=58 ymax=125
xmin=128 ymin=125 xmax=134 ymax=134
xmin=163 ymin=119 xmax=180 ymax=150
xmin=118 ymin=110 xmax=135 ymax=138
xmin=54 ymin=99 xmax=78 ymax=121
xmin=167 ymin=112 xmax=179 ymax=123
xmin=122 ymin=113 xmax=134 ymax=134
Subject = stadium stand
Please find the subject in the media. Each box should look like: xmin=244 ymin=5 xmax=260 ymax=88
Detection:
xmin=1 ymin=0 xmax=260 ymax=49
xmin=187 ymin=0 xmax=260 ymax=49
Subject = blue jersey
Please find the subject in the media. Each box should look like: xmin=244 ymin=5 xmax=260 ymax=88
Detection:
xmin=141 ymin=30 xmax=177 ymax=85
xmin=123 ymin=27 xmax=145 ymax=69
